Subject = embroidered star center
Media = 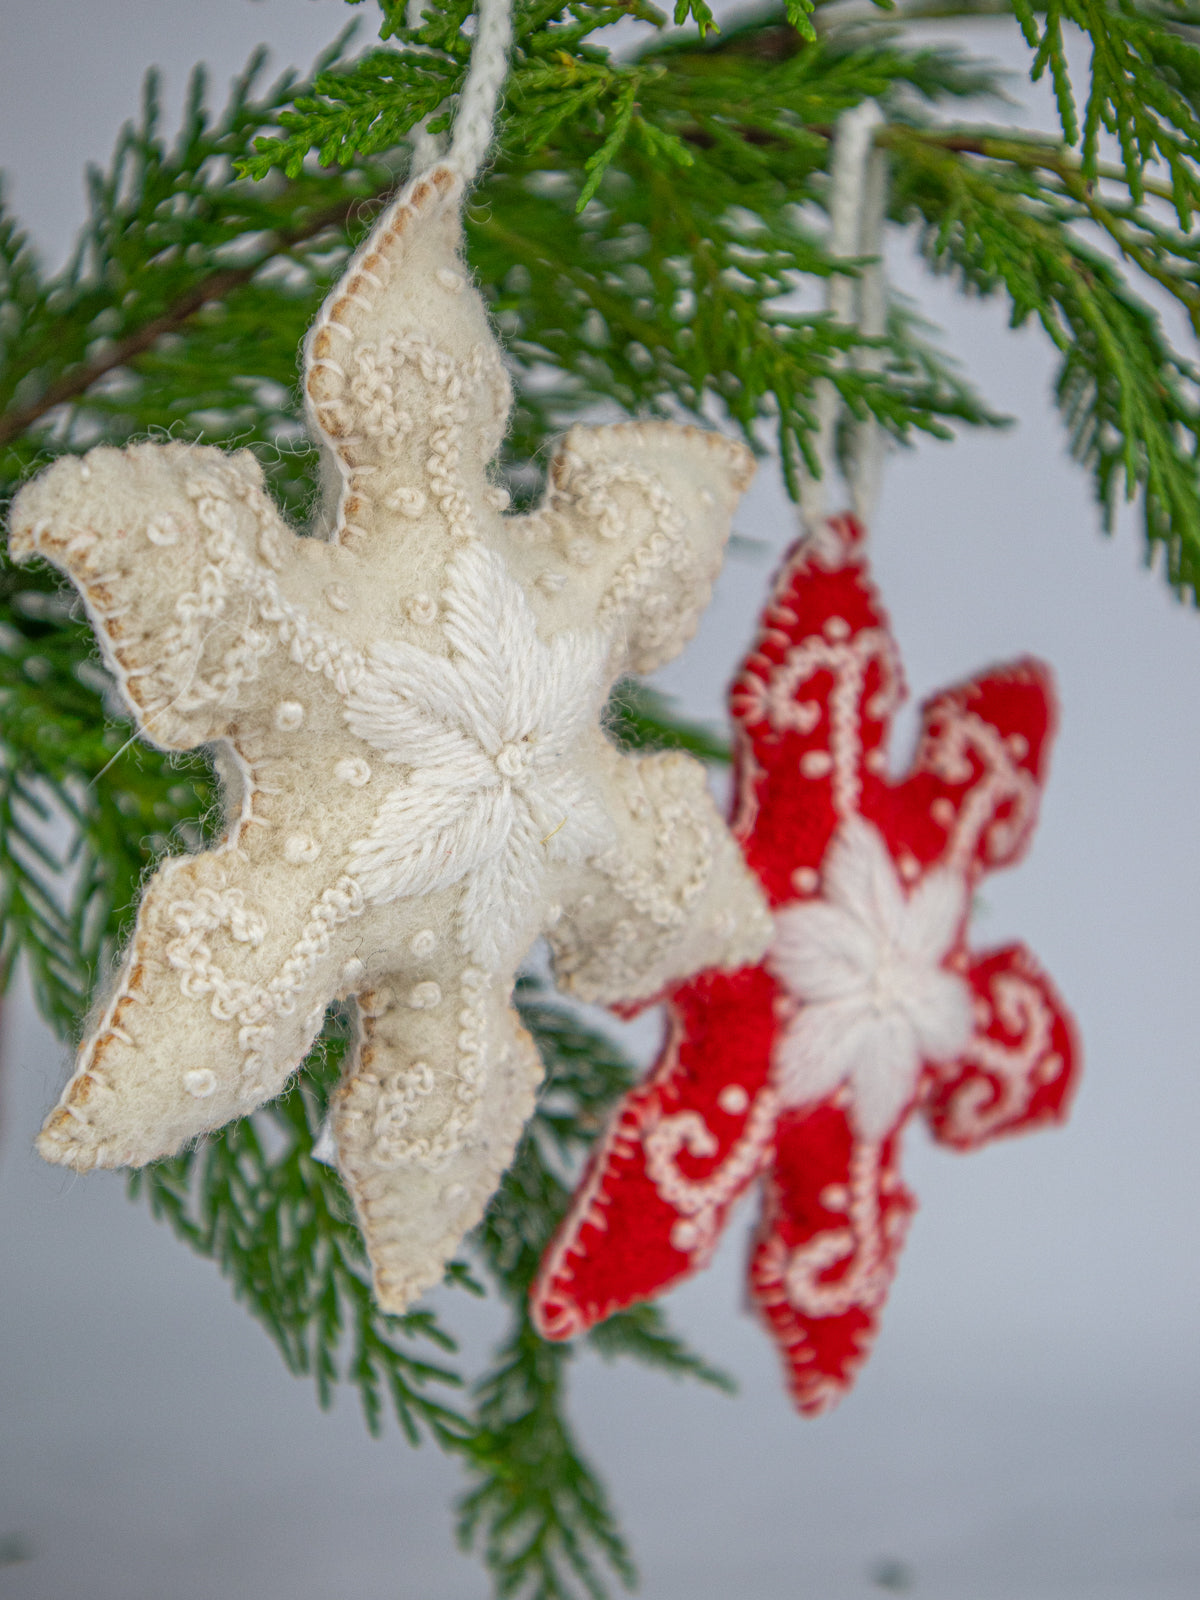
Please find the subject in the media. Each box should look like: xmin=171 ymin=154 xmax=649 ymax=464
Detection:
xmin=867 ymin=947 xmax=909 ymax=1013
xmin=769 ymin=816 xmax=973 ymax=1138
xmin=495 ymin=739 xmax=534 ymax=779
xmin=343 ymin=540 xmax=613 ymax=968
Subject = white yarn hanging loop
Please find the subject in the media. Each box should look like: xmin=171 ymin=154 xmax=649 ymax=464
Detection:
xmin=446 ymin=0 xmax=515 ymax=184
xmin=406 ymin=0 xmax=447 ymax=172
xmin=799 ymin=100 xmax=890 ymax=535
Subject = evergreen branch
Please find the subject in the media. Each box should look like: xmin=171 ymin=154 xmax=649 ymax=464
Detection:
xmin=240 ymin=47 xmax=463 ymax=179
xmin=129 ymin=1026 xmax=472 ymax=1446
xmin=0 ymin=772 xmax=106 ymax=1027
xmin=0 ymin=194 xmax=374 ymax=450
xmin=891 ymin=126 xmax=1200 ymax=596
xmin=674 ymin=0 xmax=720 ymax=35
xmin=1048 ymin=167 xmax=1200 ymax=332
xmin=0 ymin=44 xmax=397 ymax=515
xmin=578 ymin=77 xmax=641 ymax=207
xmin=457 ymin=980 xmax=729 ymax=1598
xmin=460 ymin=1328 xmax=636 ymax=1600
xmin=1010 ymin=0 xmax=1200 ymax=211
xmin=587 ymin=1300 xmax=737 ymax=1391
xmin=897 ymin=125 xmax=1183 ymax=202
xmin=240 ymin=2 xmax=667 ymax=180
xmin=0 ymin=555 xmax=216 ymax=1030
xmin=878 ymin=126 xmax=1200 ymax=332
xmin=605 ymin=679 xmax=732 ymax=762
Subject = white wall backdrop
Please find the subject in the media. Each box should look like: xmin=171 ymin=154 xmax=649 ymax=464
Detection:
xmin=1 ymin=4 xmax=1198 ymax=1597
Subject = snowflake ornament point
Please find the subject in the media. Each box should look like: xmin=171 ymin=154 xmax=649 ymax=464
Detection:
xmin=532 ymin=513 xmax=1080 ymax=1411
xmin=10 ymin=163 xmax=770 ymax=1312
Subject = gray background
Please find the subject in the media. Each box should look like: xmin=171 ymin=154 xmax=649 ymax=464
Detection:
xmin=1 ymin=4 xmax=1198 ymax=1596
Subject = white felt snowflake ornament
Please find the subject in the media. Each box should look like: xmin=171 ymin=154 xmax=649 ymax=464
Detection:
xmin=8 ymin=165 xmax=770 ymax=1312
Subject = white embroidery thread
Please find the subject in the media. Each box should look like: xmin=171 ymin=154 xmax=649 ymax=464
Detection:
xmin=769 ymin=818 xmax=972 ymax=1140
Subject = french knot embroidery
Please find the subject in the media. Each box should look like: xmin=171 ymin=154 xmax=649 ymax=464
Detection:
xmin=532 ymin=513 xmax=1080 ymax=1414
xmin=8 ymin=164 xmax=771 ymax=1315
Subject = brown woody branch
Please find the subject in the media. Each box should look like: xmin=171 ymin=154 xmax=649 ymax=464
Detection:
xmin=0 ymin=191 xmax=384 ymax=450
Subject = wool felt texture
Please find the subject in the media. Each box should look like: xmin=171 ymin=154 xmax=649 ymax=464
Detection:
xmin=531 ymin=513 xmax=1080 ymax=1414
xmin=7 ymin=163 xmax=773 ymax=1315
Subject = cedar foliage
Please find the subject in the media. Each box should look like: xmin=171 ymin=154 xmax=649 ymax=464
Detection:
xmin=2 ymin=3 xmax=1198 ymax=1595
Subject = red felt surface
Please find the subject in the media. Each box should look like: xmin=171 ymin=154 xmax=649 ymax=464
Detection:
xmin=534 ymin=965 xmax=779 ymax=1338
xmin=532 ymin=515 xmax=1081 ymax=1412
xmin=750 ymin=1105 xmax=914 ymax=1416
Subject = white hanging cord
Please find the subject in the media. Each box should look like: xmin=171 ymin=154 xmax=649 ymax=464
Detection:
xmin=406 ymin=0 xmax=447 ymax=172
xmin=447 ymin=0 xmax=514 ymax=183
xmin=798 ymin=99 xmax=889 ymax=534
xmin=850 ymin=125 xmax=889 ymax=525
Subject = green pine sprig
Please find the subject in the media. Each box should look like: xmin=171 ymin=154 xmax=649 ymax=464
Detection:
xmin=130 ymin=1023 xmax=472 ymax=1445
xmin=1010 ymin=0 xmax=1200 ymax=213
xmin=890 ymin=122 xmax=1200 ymax=591
xmin=458 ymin=980 xmax=732 ymax=1600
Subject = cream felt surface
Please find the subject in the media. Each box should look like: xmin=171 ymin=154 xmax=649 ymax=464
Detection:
xmin=7 ymin=162 xmax=770 ymax=1312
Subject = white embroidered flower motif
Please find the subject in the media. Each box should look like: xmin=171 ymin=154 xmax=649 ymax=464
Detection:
xmin=345 ymin=541 xmax=612 ymax=967
xmin=769 ymin=817 xmax=972 ymax=1140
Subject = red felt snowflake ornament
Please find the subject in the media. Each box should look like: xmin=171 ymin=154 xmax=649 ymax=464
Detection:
xmin=531 ymin=514 xmax=1080 ymax=1415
